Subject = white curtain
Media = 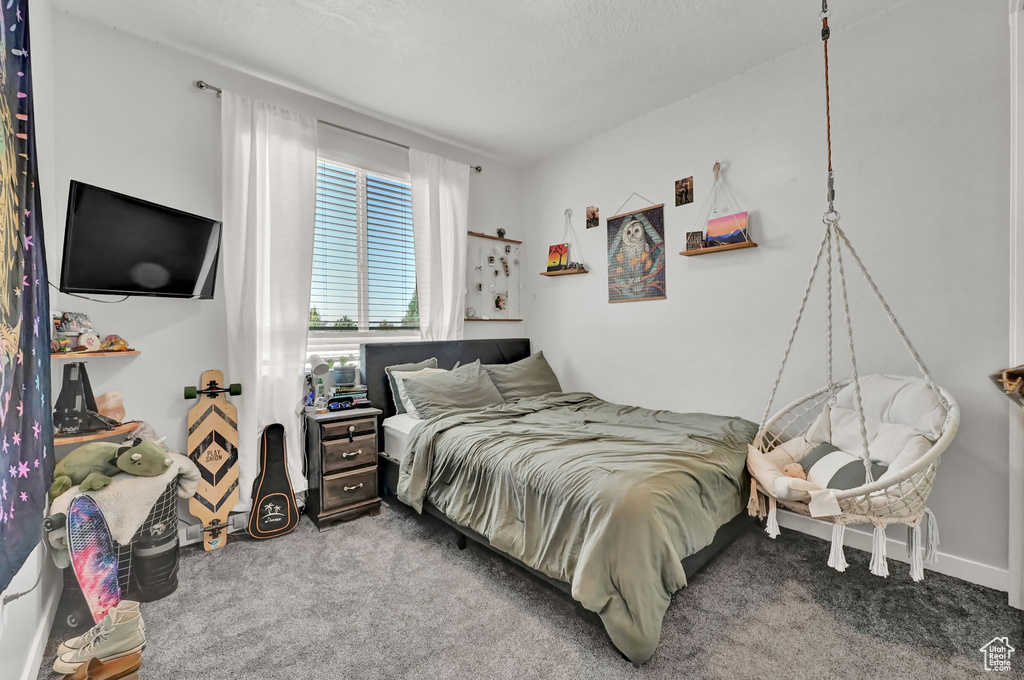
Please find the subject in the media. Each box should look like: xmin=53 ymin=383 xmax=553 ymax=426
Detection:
xmin=221 ymin=92 xmax=317 ymax=507
xmin=409 ymin=149 xmax=470 ymax=341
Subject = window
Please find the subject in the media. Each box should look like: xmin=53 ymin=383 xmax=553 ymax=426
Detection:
xmin=308 ymin=159 xmax=418 ymax=361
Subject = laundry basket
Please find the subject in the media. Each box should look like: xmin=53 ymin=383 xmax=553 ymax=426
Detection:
xmin=55 ymin=481 xmax=181 ymax=633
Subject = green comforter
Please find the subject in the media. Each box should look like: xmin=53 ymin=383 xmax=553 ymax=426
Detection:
xmin=397 ymin=392 xmax=756 ymax=665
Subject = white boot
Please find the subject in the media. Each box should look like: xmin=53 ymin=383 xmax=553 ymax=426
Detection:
xmin=53 ymin=610 xmax=146 ymax=675
xmin=58 ymin=600 xmax=141 ymax=655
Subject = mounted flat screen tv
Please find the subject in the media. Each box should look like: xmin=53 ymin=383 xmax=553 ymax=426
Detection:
xmin=60 ymin=181 xmax=222 ymax=299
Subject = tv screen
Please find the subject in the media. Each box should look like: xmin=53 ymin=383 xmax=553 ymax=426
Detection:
xmin=60 ymin=181 xmax=222 ymax=299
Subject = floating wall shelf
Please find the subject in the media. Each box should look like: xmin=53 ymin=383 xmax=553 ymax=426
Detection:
xmin=51 ymin=350 xmax=141 ymax=359
xmin=467 ymin=231 xmax=522 ymax=244
xmin=55 ymin=421 xmax=140 ymax=445
xmin=539 ymin=268 xmax=588 ymax=277
xmin=680 ymin=242 xmax=758 ymax=257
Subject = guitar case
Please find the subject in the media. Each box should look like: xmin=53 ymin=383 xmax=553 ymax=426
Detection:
xmin=248 ymin=423 xmax=299 ymax=539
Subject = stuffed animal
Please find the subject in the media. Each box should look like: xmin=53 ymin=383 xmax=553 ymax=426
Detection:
xmin=781 ymin=463 xmax=807 ymax=480
xmin=49 ymin=438 xmax=172 ymax=501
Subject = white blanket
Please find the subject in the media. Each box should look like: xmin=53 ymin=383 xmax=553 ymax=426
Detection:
xmin=46 ymin=450 xmax=199 ymax=568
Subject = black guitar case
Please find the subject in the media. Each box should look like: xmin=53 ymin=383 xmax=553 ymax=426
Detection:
xmin=248 ymin=423 xmax=299 ymax=539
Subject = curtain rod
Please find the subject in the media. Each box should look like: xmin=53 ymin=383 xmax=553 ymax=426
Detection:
xmin=195 ymin=80 xmax=483 ymax=173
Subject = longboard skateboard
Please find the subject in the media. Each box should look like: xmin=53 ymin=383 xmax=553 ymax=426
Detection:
xmin=67 ymin=495 xmax=121 ymax=623
xmin=185 ymin=370 xmax=242 ymax=551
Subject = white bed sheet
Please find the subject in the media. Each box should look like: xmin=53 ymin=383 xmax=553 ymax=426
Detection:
xmin=382 ymin=413 xmax=420 ymax=461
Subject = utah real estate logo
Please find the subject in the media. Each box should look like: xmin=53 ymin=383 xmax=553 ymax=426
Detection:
xmin=980 ymin=637 xmax=1015 ymax=672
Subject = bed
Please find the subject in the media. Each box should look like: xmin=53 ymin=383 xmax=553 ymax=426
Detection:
xmin=362 ymin=339 xmax=755 ymax=666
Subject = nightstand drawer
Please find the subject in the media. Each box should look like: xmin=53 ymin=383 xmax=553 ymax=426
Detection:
xmin=322 ymin=466 xmax=377 ymax=510
xmin=322 ymin=434 xmax=376 ymax=474
xmin=321 ymin=417 xmax=376 ymax=441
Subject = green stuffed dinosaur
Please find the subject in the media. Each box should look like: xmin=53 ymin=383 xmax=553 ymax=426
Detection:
xmin=49 ymin=438 xmax=173 ymax=501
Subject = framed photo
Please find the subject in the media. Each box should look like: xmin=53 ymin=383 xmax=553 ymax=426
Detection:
xmin=547 ymin=243 xmax=569 ymax=272
xmin=607 ymin=204 xmax=666 ymax=303
xmin=685 ymin=231 xmax=704 ymax=252
xmin=586 ymin=206 xmax=600 ymax=229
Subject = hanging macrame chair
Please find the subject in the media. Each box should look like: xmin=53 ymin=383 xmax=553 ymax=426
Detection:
xmin=745 ymin=3 xmax=960 ymax=582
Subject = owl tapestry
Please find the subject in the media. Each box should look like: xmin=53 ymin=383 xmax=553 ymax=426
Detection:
xmin=607 ymin=204 xmax=666 ymax=303
xmin=0 ymin=1 xmax=52 ymax=591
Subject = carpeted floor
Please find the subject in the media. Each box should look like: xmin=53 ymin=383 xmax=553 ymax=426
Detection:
xmin=38 ymin=500 xmax=1024 ymax=679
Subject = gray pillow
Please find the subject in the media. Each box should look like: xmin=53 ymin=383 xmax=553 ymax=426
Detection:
xmin=483 ymin=351 xmax=562 ymax=400
xmin=384 ymin=357 xmax=437 ymax=414
xmin=402 ymin=360 xmax=504 ymax=419
xmin=801 ymin=443 xmax=888 ymax=490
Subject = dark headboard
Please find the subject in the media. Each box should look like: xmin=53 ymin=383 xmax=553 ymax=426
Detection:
xmin=361 ymin=338 xmax=531 ymax=447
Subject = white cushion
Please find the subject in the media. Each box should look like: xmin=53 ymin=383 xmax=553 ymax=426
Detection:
xmin=833 ymin=375 xmax=945 ymax=439
xmin=391 ymin=368 xmax=448 ymax=419
xmin=747 ymin=437 xmax=822 ymax=503
xmin=828 ymin=406 xmax=934 ymax=466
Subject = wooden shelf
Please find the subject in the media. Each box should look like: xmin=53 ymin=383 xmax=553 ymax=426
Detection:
xmin=55 ymin=421 xmax=139 ymax=445
xmin=51 ymin=350 xmax=140 ymax=359
xmin=468 ymin=231 xmax=522 ymax=244
xmin=465 ymin=318 xmax=523 ymax=322
xmin=680 ymin=241 xmax=758 ymax=257
xmin=540 ymin=268 xmax=588 ymax=277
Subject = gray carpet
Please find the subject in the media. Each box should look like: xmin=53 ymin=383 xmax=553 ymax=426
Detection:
xmin=38 ymin=500 xmax=1024 ymax=679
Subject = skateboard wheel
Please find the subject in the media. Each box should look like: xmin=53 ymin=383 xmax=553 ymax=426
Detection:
xmin=184 ymin=386 xmax=198 ymax=399
xmin=229 ymin=383 xmax=242 ymax=396
xmin=43 ymin=513 xmax=66 ymax=532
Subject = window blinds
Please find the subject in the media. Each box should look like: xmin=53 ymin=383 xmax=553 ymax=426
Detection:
xmin=308 ymin=160 xmax=418 ymax=360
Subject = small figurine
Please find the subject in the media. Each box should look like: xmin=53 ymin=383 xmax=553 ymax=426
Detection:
xmin=98 ymin=335 xmax=130 ymax=352
xmin=496 ymin=228 xmax=506 ymax=239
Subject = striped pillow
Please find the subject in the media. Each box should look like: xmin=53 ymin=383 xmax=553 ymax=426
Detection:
xmin=802 ymin=443 xmax=888 ymax=490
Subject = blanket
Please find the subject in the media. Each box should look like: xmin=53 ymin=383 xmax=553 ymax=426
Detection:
xmin=397 ymin=392 xmax=756 ymax=665
xmin=47 ymin=450 xmax=199 ymax=568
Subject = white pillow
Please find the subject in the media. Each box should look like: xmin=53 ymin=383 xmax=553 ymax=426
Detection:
xmin=391 ymin=368 xmax=448 ymax=419
xmin=828 ymin=406 xmax=933 ymax=466
xmin=832 ymin=375 xmax=946 ymax=440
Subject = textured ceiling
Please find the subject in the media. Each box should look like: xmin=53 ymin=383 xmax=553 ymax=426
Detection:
xmin=51 ymin=0 xmax=903 ymax=165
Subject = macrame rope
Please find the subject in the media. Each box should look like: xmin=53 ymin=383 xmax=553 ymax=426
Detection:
xmin=833 ymin=223 xmax=874 ymax=482
xmin=757 ymin=227 xmax=833 ymax=436
xmin=559 ymin=209 xmax=587 ymax=268
xmin=832 ymin=226 xmax=950 ymax=411
xmin=825 ymin=228 xmax=835 ymax=398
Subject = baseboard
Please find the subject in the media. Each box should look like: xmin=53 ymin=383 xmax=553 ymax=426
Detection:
xmin=21 ymin=563 xmax=61 ymax=680
xmin=777 ymin=510 xmax=1010 ymax=592
xmin=4 ymin=545 xmax=63 ymax=680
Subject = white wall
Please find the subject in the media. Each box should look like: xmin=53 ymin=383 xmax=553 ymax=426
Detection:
xmin=3 ymin=4 xmax=63 ymax=680
xmin=521 ymin=0 xmax=1011 ymax=579
xmin=47 ymin=12 xmax=525 ymax=454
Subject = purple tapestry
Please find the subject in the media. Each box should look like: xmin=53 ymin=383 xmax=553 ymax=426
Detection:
xmin=0 ymin=0 xmax=53 ymax=591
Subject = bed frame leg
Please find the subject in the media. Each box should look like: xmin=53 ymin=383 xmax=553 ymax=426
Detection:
xmin=456 ymin=532 xmax=467 ymax=551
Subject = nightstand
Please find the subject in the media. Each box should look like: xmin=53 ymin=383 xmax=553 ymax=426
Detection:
xmin=304 ymin=408 xmax=382 ymax=530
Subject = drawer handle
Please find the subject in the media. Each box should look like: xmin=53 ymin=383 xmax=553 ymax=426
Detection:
xmin=348 ymin=424 xmax=355 ymax=442
xmin=343 ymin=483 xmax=364 ymax=492
xmin=341 ymin=450 xmax=362 ymax=459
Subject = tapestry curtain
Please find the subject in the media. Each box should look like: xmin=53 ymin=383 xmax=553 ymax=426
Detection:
xmin=409 ymin=149 xmax=469 ymax=342
xmin=0 ymin=0 xmax=53 ymax=591
xmin=221 ymin=92 xmax=316 ymax=507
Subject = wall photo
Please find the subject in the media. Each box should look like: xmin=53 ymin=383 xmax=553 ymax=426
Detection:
xmin=675 ymin=177 xmax=693 ymax=206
